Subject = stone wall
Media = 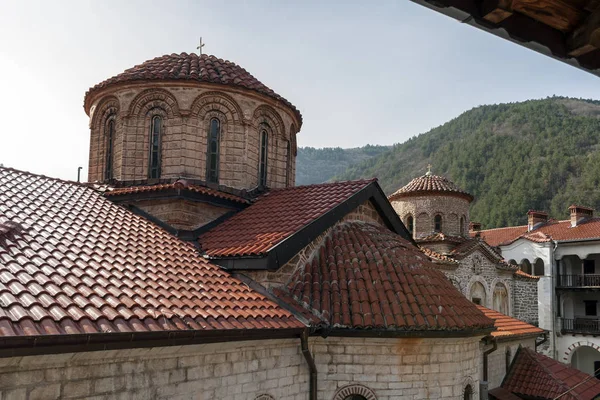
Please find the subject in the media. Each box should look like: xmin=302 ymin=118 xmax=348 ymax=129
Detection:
xmin=513 ymin=275 xmax=539 ymax=326
xmin=313 ymin=336 xmax=482 ymax=400
xmin=135 ymin=198 xmax=233 ymax=230
xmin=244 ymin=201 xmax=385 ymax=289
xmin=0 ymin=339 xmax=307 ymax=400
xmin=87 ymin=84 xmax=300 ymax=190
xmin=390 ymin=195 xmax=470 ymax=239
xmin=485 ymin=337 xmax=536 ymax=390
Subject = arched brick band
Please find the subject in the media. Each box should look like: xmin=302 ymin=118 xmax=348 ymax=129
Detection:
xmin=254 ymin=395 xmax=275 ymax=400
xmin=563 ymin=340 xmax=600 ymax=362
xmin=333 ymin=384 xmax=377 ymax=400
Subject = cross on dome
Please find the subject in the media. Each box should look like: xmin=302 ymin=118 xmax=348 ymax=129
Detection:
xmin=197 ymin=37 xmax=205 ymax=56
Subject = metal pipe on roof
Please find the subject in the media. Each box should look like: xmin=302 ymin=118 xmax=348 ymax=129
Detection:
xmin=300 ymin=329 xmax=317 ymax=400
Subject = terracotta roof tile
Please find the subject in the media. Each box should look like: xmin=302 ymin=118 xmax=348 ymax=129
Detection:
xmin=478 ymin=218 xmax=600 ymax=247
xmin=280 ymin=221 xmax=494 ymax=332
xmin=85 ymin=53 xmax=302 ymax=124
xmin=199 ymin=180 xmax=375 ymax=257
xmin=0 ymin=167 xmax=303 ymax=338
xmin=103 ymin=181 xmax=249 ymax=204
xmin=503 ymin=347 xmax=600 ymax=400
xmin=389 ymin=174 xmax=473 ymax=202
xmin=514 ymin=269 xmax=540 ymax=280
xmin=476 ymin=305 xmax=543 ymax=339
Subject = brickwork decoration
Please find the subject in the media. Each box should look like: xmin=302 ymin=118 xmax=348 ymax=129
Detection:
xmin=333 ymin=384 xmax=378 ymax=400
xmin=562 ymin=340 xmax=600 ymax=363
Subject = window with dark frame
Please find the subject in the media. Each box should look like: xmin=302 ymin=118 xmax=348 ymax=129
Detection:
xmin=464 ymin=385 xmax=473 ymax=400
xmin=259 ymin=129 xmax=268 ymax=187
xmin=406 ymin=215 xmax=414 ymax=236
xmin=105 ymin=119 xmax=115 ymax=180
xmin=434 ymin=214 xmax=442 ymax=232
xmin=460 ymin=216 xmax=465 ymax=235
xmin=285 ymin=140 xmax=291 ymax=187
xmin=585 ymin=300 xmax=597 ymax=316
xmin=206 ymin=118 xmax=220 ymax=184
xmin=148 ymin=115 xmax=162 ymax=179
xmin=584 ymin=259 xmax=595 ymax=275
xmin=472 ymin=298 xmax=481 ymax=305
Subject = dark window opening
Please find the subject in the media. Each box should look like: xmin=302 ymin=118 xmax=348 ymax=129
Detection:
xmin=464 ymin=385 xmax=473 ymax=400
xmin=505 ymin=347 xmax=512 ymax=371
xmin=259 ymin=129 xmax=268 ymax=187
xmin=434 ymin=215 xmax=442 ymax=232
xmin=472 ymin=298 xmax=482 ymax=305
xmin=460 ymin=216 xmax=465 ymax=235
xmin=594 ymin=361 xmax=600 ymax=379
xmin=206 ymin=118 xmax=220 ymax=183
xmin=585 ymin=300 xmax=597 ymax=316
xmin=105 ymin=119 xmax=115 ymax=180
xmin=344 ymin=396 xmax=367 ymax=400
xmin=584 ymin=259 xmax=595 ymax=275
xmin=148 ymin=115 xmax=162 ymax=179
xmin=406 ymin=215 xmax=414 ymax=236
xmin=286 ymin=140 xmax=292 ymax=187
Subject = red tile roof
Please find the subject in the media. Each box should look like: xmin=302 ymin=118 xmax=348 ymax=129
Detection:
xmin=103 ymin=181 xmax=249 ymax=204
xmin=0 ymin=167 xmax=303 ymax=340
xmin=477 ymin=218 xmax=600 ymax=247
xmin=84 ymin=53 xmax=301 ymax=124
xmin=476 ymin=305 xmax=543 ymax=339
xmin=503 ymin=347 xmax=600 ymax=400
xmin=514 ymin=269 xmax=540 ymax=280
xmin=199 ymin=180 xmax=375 ymax=258
xmin=388 ymin=174 xmax=473 ymax=202
xmin=280 ymin=221 xmax=495 ymax=332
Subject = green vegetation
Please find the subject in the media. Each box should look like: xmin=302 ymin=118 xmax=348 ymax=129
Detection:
xmin=299 ymin=97 xmax=600 ymax=229
xmin=296 ymin=145 xmax=390 ymax=185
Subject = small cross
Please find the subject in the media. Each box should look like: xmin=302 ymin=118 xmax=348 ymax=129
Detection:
xmin=426 ymin=164 xmax=432 ymax=176
xmin=197 ymin=37 xmax=205 ymax=56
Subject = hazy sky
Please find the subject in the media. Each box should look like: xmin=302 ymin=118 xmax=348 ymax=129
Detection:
xmin=2 ymin=1 xmax=600 ymax=180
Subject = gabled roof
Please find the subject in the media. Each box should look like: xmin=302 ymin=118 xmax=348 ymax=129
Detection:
xmin=85 ymin=53 xmax=302 ymax=124
xmin=0 ymin=167 xmax=303 ymax=354
xmin=476 ymin=306 xmax=543 ymax=340
xmin=450 ymin=238 xmax=518 ymax=272
xmin=389 ymin=174 xmax=473 ymax=202
xmin=501 ymin=347 xmax=600 ymax=400
xmin=276 ymin=221 xmax=494 ymax=334
xmin=199 ymin=180 xmax=411 ymax=270
xmin=477 ymin=218 xmax=600 ymax=247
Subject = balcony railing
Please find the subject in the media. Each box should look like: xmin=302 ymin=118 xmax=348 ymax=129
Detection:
xmin=562 ymin=318 xmax=600 ymax=334
xmin=557 ymin=274 xmax=600 ymax=288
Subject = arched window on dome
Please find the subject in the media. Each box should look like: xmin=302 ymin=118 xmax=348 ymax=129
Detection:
xmin=259 ymin=128 xmax=269 ymax=187
xmin=460 ymin=216 xmax=465 ymax=235
xmin=434 ymin=214 xmax=442 ymax=232
xmin=464 ymin=384 xmax=473 ymax=400
xmin=406 ymin=215 xmax=414 ymax=237
xmin=286 ymin=140 xmax=292 ymax=187
xmin=206 ymin=118 xmax=220 ymax=184
xmin=105 ymin=118 xmax=115 ymax=180
xmin=148 ymin=115 xmax=162 ymax=179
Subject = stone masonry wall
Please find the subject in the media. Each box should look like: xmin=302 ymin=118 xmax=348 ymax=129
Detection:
xmin=88 ymin=84 xmax=300 ymax=190
xmin=0 ymin=339 xmax=307 ymax=400
xmin=485 ymin=337 xmax=536 ymax=390
xmin=513 ymin=275 xmax=539 ymax=326
xmin=244 ymin=201 xmax=385 ymax=289
xmin=135 ymin=198 xmax=232 ymax=230
xmin=312 ymin=336 xmax=482 ymax=400
xmin=391 ymin=195 xmax=470 ymax=239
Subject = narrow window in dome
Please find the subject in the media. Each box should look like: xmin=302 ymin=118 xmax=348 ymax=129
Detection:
xmin=460 ymin=216 xmax=465 ymax=235
xmin=259 ymin=129 xmax=269 ymax=187
xmin=285 ymin=140 xmax=292 ymax=187
xmin=406 ymin=215 xmax=414 ymax=236
xmin=206 ymin=118 xmax=220 ymax=183
xmin=105 ymin=119 xmax=115 ymax=180
xmin=148 ymin=115 xmax=162 ymax=179
xmin=434 ymin=214 xmax=442 ymax=232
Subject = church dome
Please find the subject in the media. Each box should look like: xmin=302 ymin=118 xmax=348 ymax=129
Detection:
xmin=388 ymin=173 xmax=473 ymax=202
xmin=84 ymin=52 xmax=301 ymax=123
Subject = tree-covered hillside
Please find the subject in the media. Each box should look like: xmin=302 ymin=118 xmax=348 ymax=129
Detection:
xmin=296 ymin=145 xmax=390 ymax=185
xmin=330 ymin=97 xmax=600 ymax=229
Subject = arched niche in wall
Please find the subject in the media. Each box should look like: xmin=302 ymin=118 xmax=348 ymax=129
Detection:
xmin=520 ymin=259 xmax=532 ymax=275
xmin=534 ymin=258 xmax=545 ymax=276
xmin=469 ymin=281 xmax=487 ymax=306
xmin=492 ymin=282 xmax=509 ymax=315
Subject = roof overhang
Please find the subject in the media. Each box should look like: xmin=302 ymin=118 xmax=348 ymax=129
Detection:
xmin=410 ymin=0 xmax=600 ymax=78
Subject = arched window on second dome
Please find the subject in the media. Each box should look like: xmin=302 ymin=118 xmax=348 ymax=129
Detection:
xmin=259 ymin=128 xmax=269 ymax=187
xmin=105 ymin=118 xmax=115 ymax=180
xmin=460 ymin=216 xmax=465 ymax=235
xmin=148 ymin=115 xmax=162 ymax=179
xmin=206 ymin=118 xmax=220 ymax=184
xmin=406 ymin=215 xmax=414 ymax=236
xmin=434 ymin=214 xmax=442 ymax=232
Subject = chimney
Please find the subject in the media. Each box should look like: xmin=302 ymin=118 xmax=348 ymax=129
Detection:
xmin=469 ymin=222 xmax=481 ymax=236
xmin=527 ymin=210 xmax=548 ymax=232
xmin=569 ymin=205 xmax=594 ymax=227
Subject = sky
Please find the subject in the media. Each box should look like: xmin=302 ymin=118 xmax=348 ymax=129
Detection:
xmin=1 ymin=1 xmax=600 ymax=181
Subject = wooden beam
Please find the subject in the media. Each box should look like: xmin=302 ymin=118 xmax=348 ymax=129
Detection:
xmin=511 ymin=0 xmax=583 ymax=32
xmin=482 ymin=0 xmax=514 ymax=24
xmin=568 ymin=8 xmax=600 ymax=56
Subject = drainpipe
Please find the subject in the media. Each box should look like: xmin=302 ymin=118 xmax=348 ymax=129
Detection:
xmin=301 ymin=328 xmax=317 ymax=400
xmin=552 ymin=240 xmax=558 ymax=359
xmin=481 ymin=337 xmax=498 ymax=400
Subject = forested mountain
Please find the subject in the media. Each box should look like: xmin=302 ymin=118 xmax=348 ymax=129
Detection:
xmin=298 ymin=97 xmax=600 ymax=229
xmin=296 ymin=145 xmax=390 ymax=185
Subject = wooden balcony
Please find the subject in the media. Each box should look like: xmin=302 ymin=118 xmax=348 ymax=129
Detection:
xmin=557 ymin=274 xmax=600 ymax=289
xmin=562 ymin=318 xmax=600 ymax=335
